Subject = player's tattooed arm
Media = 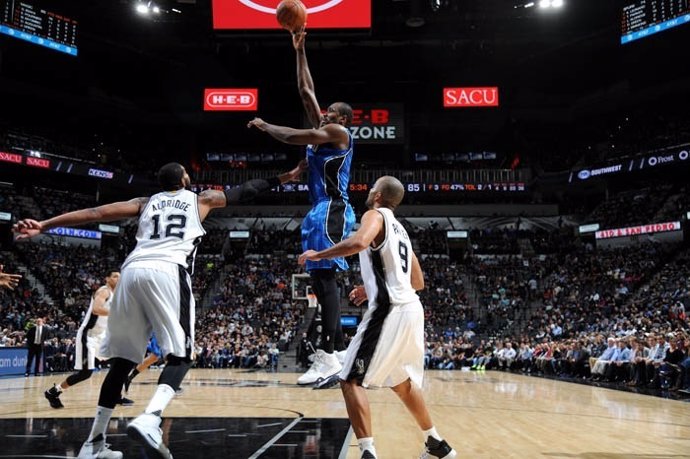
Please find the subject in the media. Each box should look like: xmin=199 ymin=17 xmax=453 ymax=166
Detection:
xmin=13 ymin=197 xmax=148 ymax=239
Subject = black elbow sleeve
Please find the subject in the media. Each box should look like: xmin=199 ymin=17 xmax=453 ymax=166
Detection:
xmin=224 ymin=177 xmax=281 ymax=206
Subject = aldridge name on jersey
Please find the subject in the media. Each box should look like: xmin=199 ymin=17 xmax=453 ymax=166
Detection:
xmin=150 ymin=199 xmax=191 ymax=212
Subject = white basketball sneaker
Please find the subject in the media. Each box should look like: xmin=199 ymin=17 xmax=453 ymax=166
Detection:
xmin=297 ymin=349 xmax=342 ymax=385
xmin=77 ymin=434 xmax=123 ymax=459
xmin=335 ymin=349 xmax=347 ymax=365
xmin=126 ymin=413 xmax=172 ymax=459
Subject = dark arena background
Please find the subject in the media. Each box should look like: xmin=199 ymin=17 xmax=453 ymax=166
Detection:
xmin=1 ymin=0 xmax=690 ymax=458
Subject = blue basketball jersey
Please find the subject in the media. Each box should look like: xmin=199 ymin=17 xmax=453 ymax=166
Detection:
xmin=147 ymin=333 xmax=162 ymax=358
xmin=306 ymin=128 xmax=353 ymax=204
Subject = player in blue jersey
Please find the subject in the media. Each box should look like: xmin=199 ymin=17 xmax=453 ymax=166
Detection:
xmin=247 ymin=27 xmax=354 ymax=386
xmin=124 ymin=334 xmax=164 ymax=394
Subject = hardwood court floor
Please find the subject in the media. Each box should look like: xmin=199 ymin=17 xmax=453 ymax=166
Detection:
xmin=1 ymin=369 xmax=689 ymax=458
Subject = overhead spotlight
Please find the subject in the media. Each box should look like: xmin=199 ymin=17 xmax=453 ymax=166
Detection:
xmin=524 ymin=2 xmax=535 ymax=7
xmin=551 ymin=0 xmax=564 ymax=7
xmin=135 ymin=3 xmax=149 ymax=14
xmin=539 ymin=0 xmax=551 ymax=8
xmin=152 ymin=5 xmax=160 ymax=13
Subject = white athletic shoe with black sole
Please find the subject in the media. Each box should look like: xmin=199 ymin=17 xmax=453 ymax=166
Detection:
xmin=314 ymin=373 xmax=341 ymax=390
xmin=297 ymin=349 xmax=342 ymax=385
xmin=126 ymin=413 xmax=173 ymax=459
xmin=335 ymin=350 xmax=347 ymax=365
xmin=77 ymin=434 xmax=123 ymax=459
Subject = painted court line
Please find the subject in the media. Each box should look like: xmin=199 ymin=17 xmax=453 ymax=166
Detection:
xmin=338 ymin=426 xmax=354 ymax=459
xmin=256 ymin=422 xmax=283 ymax=428
xmin=185 ymin=428 xmax=226 ymax=434
xmin=248 ymin=417 xmax=303 ymax=459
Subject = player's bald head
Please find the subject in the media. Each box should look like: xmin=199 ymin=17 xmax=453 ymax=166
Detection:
xmin=373 ymin=176 xmax=405 ymax=210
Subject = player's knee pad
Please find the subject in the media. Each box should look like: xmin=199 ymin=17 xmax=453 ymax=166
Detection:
xmin=158 ymin=355 xmax=191 ymax=390
xmin=164 ymin=354 xmax=190 ymax=366
xmin=98 ymin=358 xmax=136 ymax=408
xmin=66 ymin=369 xmax=92 ymax=386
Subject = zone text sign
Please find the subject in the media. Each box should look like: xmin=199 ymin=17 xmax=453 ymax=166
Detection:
xmin=312 ymin=104 xmax=405 ymax=144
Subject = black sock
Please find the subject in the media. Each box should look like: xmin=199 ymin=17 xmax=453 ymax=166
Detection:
xmin=311 ymin=269 xmax=342 ymax=355
xmin=129 ymin=368 xmax=140 ymax=381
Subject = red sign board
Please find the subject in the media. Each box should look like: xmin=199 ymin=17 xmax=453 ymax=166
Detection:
xmin=204 ymin=88 xmax=259 ymax=111
xmin=306 ymin=104 xmax=405 ymax=144
xmin=26 ymin=157 xmax=51 ymax=169
xmin=595 ymin=221 xmax=681 ymax=240
xmin=443 ymin=87 xmax=499 ymax=108
xmin=0 ymin=151 xmax=22 ymax=164
xmin=212 ymin=0 xmax=371 ymax=30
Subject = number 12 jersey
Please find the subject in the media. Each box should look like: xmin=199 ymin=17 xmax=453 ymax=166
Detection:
xmin=123 ymin=189 xmax=206 ymax=270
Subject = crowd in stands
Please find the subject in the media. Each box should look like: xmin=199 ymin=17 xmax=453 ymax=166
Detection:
xmin=533 ymin=110 xmax=690 ymax=173
xmin=422 ymin=242 xmax=690 ymax=395
xmin=420 ymin=256 xmax=472 ymax=333
xmin=2 ymin=178 xmax=690 ymax=399
xmin=586 ymin=185 xmax=673 ymax=230
xmin=409 ymin=228 xmax=447 ymax=254
xmin=31 ymin=187 xmax=97 ymax=221
xmin=248 ymin=228 xmax=302 ymax=255
xmin=194 ymin=257 xmax=304 ymax=370
xmin=471 ymin=256 xmax=534 ymax=330
xmin=0 ymin=126 xmax=165 ymax=176
xmin=470 ymin=228 xmax=521 ymax=254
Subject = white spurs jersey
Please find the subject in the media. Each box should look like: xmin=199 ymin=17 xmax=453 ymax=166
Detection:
xmin=123 ymin=189 xmax=206 ymax=270
xmin=359 ymin=207 xmax=419 ymax=307
xmin=79 ymin=286 xmax=112 ymax=335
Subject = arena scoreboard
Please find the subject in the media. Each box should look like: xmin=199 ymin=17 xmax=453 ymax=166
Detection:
xmin=191 ymin=181 xmax=526 ymax=194
xmin=0 ymin=0 xmax=77 ymax=56
xmin=621 ymin=0 xmax=690 ymax=43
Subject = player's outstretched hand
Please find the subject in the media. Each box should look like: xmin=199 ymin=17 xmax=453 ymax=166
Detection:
xmin=298 ymin=250 xmax=320 ymax=265
xmin=0 ymin=265 xmax=22 ymax=290
xmin=247 ymin=118 xmax=267 ymax=131
xmin=292 ymin=26 xmax=306 ymax=51
xmin=348 ymin=285 xmax=368 ymax=306
xmin=12 ymin=219 xmax=43 ymax=240
xmin=285 ymin=159 xmax=308 ymax=182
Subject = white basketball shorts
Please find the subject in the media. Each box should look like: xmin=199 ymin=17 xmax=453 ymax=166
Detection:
xmin=100 ymin=261 xmax=195 ymax=364
xmin=340 ymin=299 xmax=425 ymax=389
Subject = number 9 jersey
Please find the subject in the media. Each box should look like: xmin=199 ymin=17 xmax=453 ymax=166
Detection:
xmin=123 ymin=189 xmax=206 ymax=271
xmin=359 ymin=207 xmax=419 ymax=307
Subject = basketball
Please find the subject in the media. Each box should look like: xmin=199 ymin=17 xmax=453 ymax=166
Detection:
xmin=276 ymin=0 xmax=307 ymax=33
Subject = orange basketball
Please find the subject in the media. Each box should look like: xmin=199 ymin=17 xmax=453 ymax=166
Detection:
xmin=276 ymin=0 xmax=307 ymax=33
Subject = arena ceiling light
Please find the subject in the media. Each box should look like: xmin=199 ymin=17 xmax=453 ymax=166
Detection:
xmin=135 ymin=2 xmax=150 ymax=14
xmin=538 ymin=0 xmax=565 ymax=8
xmin=512 ymin=2 xmax=536 ymax=8
xmin=135 ymin=1 xmax=163 ymax=15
